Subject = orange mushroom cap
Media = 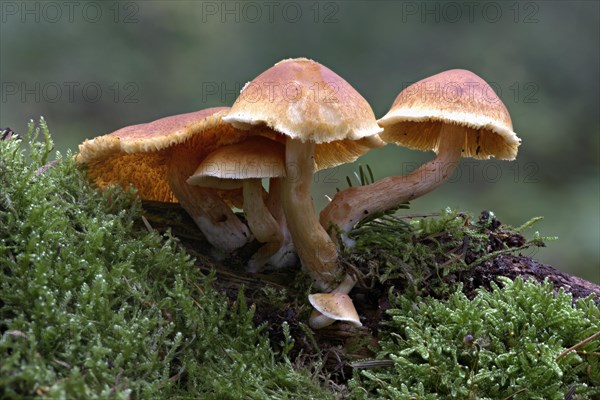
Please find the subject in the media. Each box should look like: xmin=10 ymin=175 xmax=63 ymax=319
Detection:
xmin=223 ymin=57 xmax=384 ymax=169
xmin=77 ymin=107 xmax=249 ymax=204
xmin=378 ymin=69 xmax=520 ymax=160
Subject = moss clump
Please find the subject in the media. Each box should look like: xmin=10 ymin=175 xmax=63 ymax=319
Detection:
xmin=0 ymin=120 xmax=332 ymax=399
xmin=349 ymin=277 xmax=600 ymax=399
xmin=347 ymin=207 xmax=553 ymax=298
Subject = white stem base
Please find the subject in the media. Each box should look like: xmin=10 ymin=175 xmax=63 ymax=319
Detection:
xmin=167 ymin=149 xmax=250 ymax=253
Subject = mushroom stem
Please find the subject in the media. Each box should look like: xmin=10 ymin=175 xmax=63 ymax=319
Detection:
xmin=167 ymin=150 xmax=250 ymax=253
xmin=320 ymin=124 xmax=465 ymax=236
xmin=263 ymin=178 xmax=297 ymax=269
xmin=243 ymin=178 xmax=289 ymax=272
xmin=281 ymin=138 xmax=342 ymax=291
xmin=243 ymin=179 xmax=282 ymax=244
xmin=266 ymin=178 xmax=285 ymax=229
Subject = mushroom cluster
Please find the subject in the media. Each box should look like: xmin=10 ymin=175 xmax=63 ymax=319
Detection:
xmin=78 ymin=60 xmax=520 ymax=330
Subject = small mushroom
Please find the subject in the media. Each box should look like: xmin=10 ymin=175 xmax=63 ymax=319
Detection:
xmin=187 ymin=136 xmax=294 ymax=270
xmin=308 ymin=292 xmax=362 ymax=329
xmin=308 ymin=273 xmax=360 ymax=329
xmin=77 ymin=107 xmax=252 ymax=253
xmin=320 ymin=69 xmax=521 ymax=236
xmin=223 ymin=57 xmax=383 ymax=291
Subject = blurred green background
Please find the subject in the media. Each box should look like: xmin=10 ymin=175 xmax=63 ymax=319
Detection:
xmin=1 ymin=1 xmax=598 ymax=283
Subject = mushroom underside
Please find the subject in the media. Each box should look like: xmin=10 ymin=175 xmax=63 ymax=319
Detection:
xmin=167 ymin=147 xmax=251 ymax=254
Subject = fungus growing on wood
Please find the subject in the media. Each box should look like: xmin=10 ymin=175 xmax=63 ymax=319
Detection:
xmin=77 ymin=107 xmax=252 ymax=253
xmin=308 ymin=292 xmax=362 ymax=329
xmin=187 ymin=136 xmax=295 ymax=270
xmin=308 ymin=274 xmax=360 ymax=329
xmin=223 ymin=57 xmax=383 ymax=291
xmin=320 ymin=69 xmax=521 ymax=237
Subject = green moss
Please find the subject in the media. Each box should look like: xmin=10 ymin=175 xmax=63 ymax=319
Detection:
xmin=349 ymin=278 xmax=600 ymax=399
xmin=347 ymin=206 xmax=555 ymax=298
xmin=2 ymin=121 xmax=598 ymax=399
xmin=0 ymin=120 xmax=332 ymax=399
xmin=340 ymin=166 xmax=598 ymax=398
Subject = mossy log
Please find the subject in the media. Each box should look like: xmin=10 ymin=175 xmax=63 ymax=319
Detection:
xmin=6 ymin=125 xmax=596 ymax=397
xmin=140 ymin=200 xmax=600 ymax=377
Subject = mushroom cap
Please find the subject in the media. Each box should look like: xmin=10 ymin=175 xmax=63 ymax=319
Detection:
xmin=308 ymin=293 xmax=362 ymax=327
xmin=187 ymin=136 xmax=286 ymax=189
xmin=378 ymin=69 xmax=520 ymax=160
xmin=223 ymin=57 xmax=384 ymax=169
xmin=77 ymin=107 xmax=249 ymax=203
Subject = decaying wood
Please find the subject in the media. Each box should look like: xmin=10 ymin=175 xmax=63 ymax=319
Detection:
xmin=460 ymin=254 xmax=600 ymax=300
xmin=140 ymin=200 xmax=600 ymax=375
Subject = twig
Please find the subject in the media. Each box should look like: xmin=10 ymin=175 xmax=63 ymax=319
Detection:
xmin=468 ymin=244 xmax=530 ymax=267
xmin=556 ymin=330 xmax=600 ymax=360
xmin=398 ymin=213 xmax=441 ymax=220
xmin=564 ymin=384 xmax=577 ymax=400
xmin=438 ymin=252 xmax=464 ymax=268
xmin=349 ymin=359 xmax=394 ymax=369
xmin=141 ymin=215 xmax=155 ymax=232
xmin=501 ymin=387 xmax=528 ymax=400
xmin=35 ymin=159 xmax=60 ymax=175
xmin=576 ymin=351 xmax=600 ymax=356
